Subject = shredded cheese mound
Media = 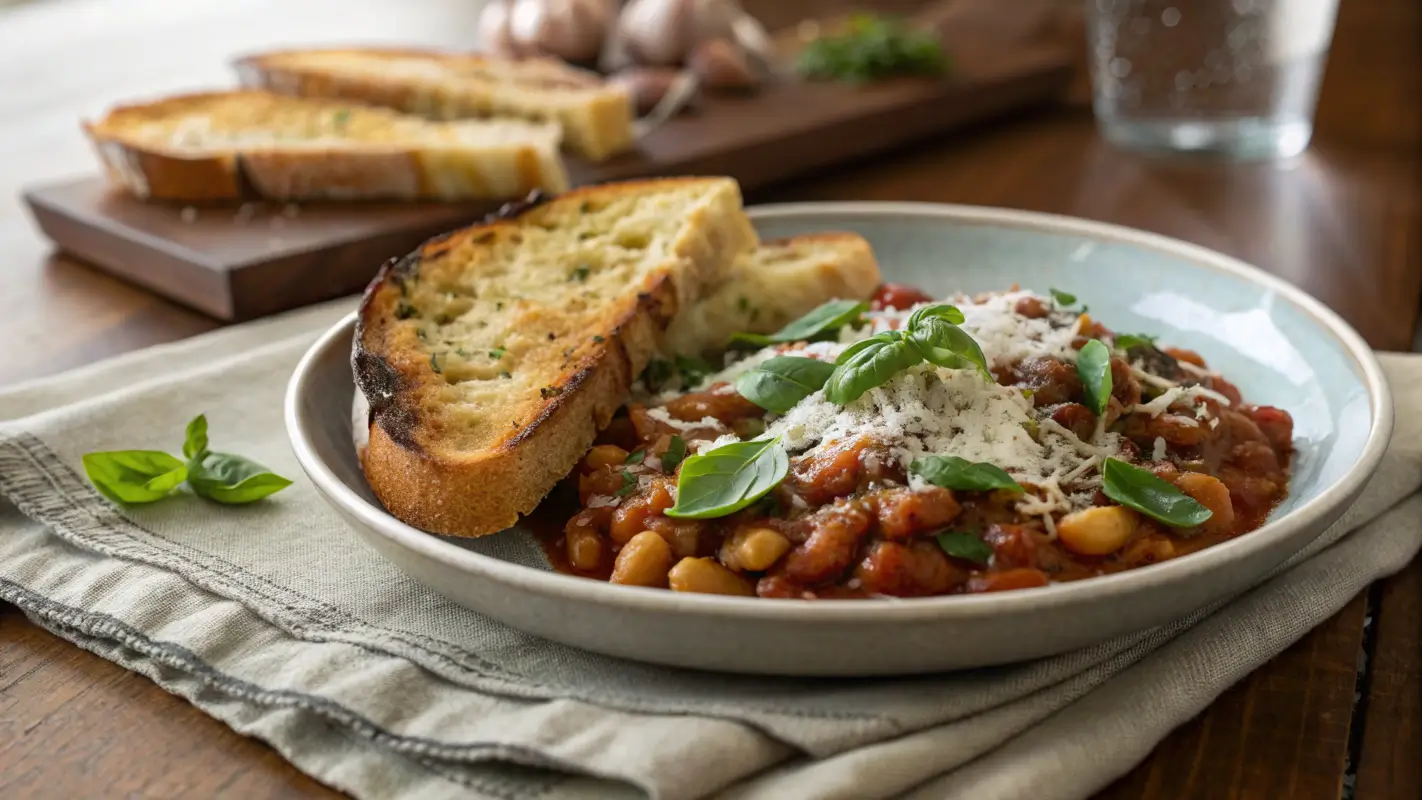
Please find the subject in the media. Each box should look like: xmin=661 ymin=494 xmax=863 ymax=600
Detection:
xmin=685 ymin=290 xmax=1133 ymax=515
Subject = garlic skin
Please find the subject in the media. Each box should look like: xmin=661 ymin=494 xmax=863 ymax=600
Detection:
xmin=617 ymin=0 xmax=744 ymax=66
xmin=477 ymin=0 xmax=521 ymax=57
xmin=509 ymin=0 xmax=616 ymax=63
xmin=688 ymin=38 xmax=758 ymax=90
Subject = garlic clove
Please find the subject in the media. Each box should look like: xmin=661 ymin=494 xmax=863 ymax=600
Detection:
xmin=618 ymin=0 xmax=694 ymax=66
xmin=689 ymin=38 xmax=759 ymax=90
xmin=610 ymin=66 xmax=697 ymax=115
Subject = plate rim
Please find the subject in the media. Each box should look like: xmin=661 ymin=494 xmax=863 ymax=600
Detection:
xmin=285 ymin=201 xmax=1394 ymax=623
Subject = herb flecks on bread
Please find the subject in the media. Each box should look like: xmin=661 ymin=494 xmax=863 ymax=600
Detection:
xmin=355 ymin=177 xmax=758 ymax=537
xmin=236 ymin=48 xmax=635 ymax=161
xmin=85 ymin=90 xmax=568 ymax=202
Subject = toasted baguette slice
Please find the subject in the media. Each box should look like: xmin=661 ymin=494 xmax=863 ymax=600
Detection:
xmin=355 ymin=177 xmax=758 ymax=537
xmin=662 ymin=232 xmax=882 ymax=357
xmin=84 ymin=90 xmax=568 ymax=202
xmin=236 ymin=48 xmax=635 ymax=162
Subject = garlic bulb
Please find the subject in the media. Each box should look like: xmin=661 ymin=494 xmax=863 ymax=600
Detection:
xmin=616 ymin=0 xmax=754 ymax=67
xmin=510 ymin=0 xmax=617 ymax=63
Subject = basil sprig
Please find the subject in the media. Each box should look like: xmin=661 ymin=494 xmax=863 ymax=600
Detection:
xmin=936 ymin=530 xmax=993 ymax=564
xmin=824 ymin=303 xmax=989 ymax=405
xmin=1049 ymin=288 xmax=1077 ymax=307
xmin=910 ymin=456 xmax=1022 ymax=493
xmin=1101 ymin=458 xmax=1212 ymax=527
xmin=1113 ymin=333 xmax=1158 ymax=351
xmin=665 ymin=437 xmax=789 ymax=519
xmin=1076 ymin=339 xmax=1113 ymax=416
xmin=734 ymin=356 xmax=836 ymax=414
xmin=82 ymin=451 xmax=189 ymax=505
xmin=82 ymin=414 xmax=293 ymax=506
xmin=731 ymin=299 xmax=868 ymax=347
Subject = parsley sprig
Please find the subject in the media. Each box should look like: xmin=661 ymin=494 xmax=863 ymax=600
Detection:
xmin=797 ymin=13 xmax=947 ymax=84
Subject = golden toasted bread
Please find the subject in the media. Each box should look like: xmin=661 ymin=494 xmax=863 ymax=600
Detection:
xmin=662 ymin=232 xmax=882 ymax=356
xmin=84 ymin=90 xmax=568 ymax=203
xmin=354 ymin=177 xmax=757 ymax=537
xmin=236 ymin=47 xmax=634 ymax=162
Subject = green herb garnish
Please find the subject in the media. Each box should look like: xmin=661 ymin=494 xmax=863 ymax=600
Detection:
xmin=1114 ymin=333 xmax=1158 ymax=351
xmin=643 ymin=359 xmax=674 ymax=391
xmin=665 ymin=437 xmax=789 ymax=519
xmin=796 ymin=13 xmax=946 ymax=84
xmin=82 ymin=414 xmax=291 ymax=506
xmin=614 ymin=470 xmax=638 ymax=496
xmin=823 ymin=303 xmax=987 ymax=404
xmin=396 ymin=302 xmax=417 ymax=320
xmin=1049 ymin=288 xmax=1078 ymax=307
xmin=734 ymin=356 xmax=836 ymax=414
xmin=675 ymin=353 xmax=717 ymax=387
xmin=911 ymin=456 xmax=1022 ymax=493
xmin=1101 ymin=458 xmax=1212 ymax=527
xmin=570 ymin=265 xmax=591 ymax=282
xmin=429 ymin=353 xmax=442 ymax=374
xmin=936 ymin=530 xmax=994 ymax=564
xmin=1076 ymin=339 xmax=1112 ymax=416
xmin=731 ymin=299 xmax=868 ymax=347
xmin=332 ymin=108 xmax=351 ymax=127
xmin=662 ymin=435 xmax=687 ymax=474
xmin=489 ymin=347 xmax=506 ymax=359
xmin=624 ymin=449 xmax=646 ymax=465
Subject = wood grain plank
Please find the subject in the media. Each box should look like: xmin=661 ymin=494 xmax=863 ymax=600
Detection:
xmin=1356 ymin=558 xmax=1422 ymax=800
xmin=1096 ymin=591 xmax=1368 ymax=800
xmin=0 ymin=604 xmax=335 ymax=798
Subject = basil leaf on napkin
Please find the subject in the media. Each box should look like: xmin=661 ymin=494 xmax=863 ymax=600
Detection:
xmin=1076 ymin=339 xmax=1113 ymax=416
xmin=936 ymin=530 xmax=994 ymax=564
xmin=734 ymin=356 xmax=836 ymax=414
xmin=1101 ymin=457 xmax=1212 ymax=527
xmin=188 ymin=451 xmax=294 ymax=505
xmin=81 ymin=451 xmax=189 ymax=505
xmin=911 ymin=456 xmax=1022 ymax=493
xmin=665 ymin=437 xmax=789 ymax=519
xmin=731 ymin=299 xmax=868 ymax=347
xmin=183 ymin=414 xmax=209 ymax=460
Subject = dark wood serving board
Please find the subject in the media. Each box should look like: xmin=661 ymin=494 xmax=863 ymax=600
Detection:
xmin=24 ymin=44 xmax=1072 ymax=322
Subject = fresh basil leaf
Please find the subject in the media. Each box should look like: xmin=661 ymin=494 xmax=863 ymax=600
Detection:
xmin=734 ymin=356 xmax=836 ymax=414
xmin=662 ymin=435 xmax=687 ymax=474
xmin=183 ymin=414 xmax=209 ymax=460
xmin=188 ymin=452 xmax=293 ymax=504
xmin=624 ymin=449 xmax=646 ymax=465
xmin=665 ymin=437 xmax=789 ymax=519
xmin=675 ymin=354 xmax=717 ymax=386
xmin=1050 ymin=288 xmax=1078 ymax=307
xmin=824 ymin=332 xmax=923 ymax=405
xmin=731 ymin=299 xmax=868 ymax=347
xmin=1101 ymin=457 xmax=1212 ymax=527
xmin=1114 ymin=333 xmax=1158 ymax=351
xmin=911 ymin=456 xmax=1022 ymax=493
xmin=1076 ymin=339 xmax=1113 ymax=416
xmin=936 ymin=530 xmax=994 ymax=564
xmin=908 ymin=317 xmax=991 ymax=377
xmin=906 ymin=303 xmax=965 ymax=330
xmin=82 ymin=451 xmax=188 ymax=505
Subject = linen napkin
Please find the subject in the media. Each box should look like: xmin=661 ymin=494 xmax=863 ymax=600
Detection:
xmin=1 ymin=297 xmax=1418 ymax=800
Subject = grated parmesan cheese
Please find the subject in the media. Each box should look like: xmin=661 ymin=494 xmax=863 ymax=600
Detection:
xmin=644 ymin=406 xmax=725 ymax=433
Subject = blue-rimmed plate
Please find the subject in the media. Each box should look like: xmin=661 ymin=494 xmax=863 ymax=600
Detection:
xmin=286 ymin=203 xmax=1392 ymax=676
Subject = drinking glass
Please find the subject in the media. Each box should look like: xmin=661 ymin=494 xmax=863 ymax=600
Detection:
xmin=1087 ymin=0 xmax=1340 ymax=159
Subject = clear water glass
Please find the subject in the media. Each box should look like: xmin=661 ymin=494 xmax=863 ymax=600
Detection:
xmin=1087 ymin=0 xmax=1340 ymax=159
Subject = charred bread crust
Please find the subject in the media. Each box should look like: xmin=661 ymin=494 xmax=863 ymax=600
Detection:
xmin=354 ymin=177 xmax=754 ymax=537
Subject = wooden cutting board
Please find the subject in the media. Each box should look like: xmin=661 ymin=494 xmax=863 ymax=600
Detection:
xmin=24 ymin=44 xmax=1072 ymax=322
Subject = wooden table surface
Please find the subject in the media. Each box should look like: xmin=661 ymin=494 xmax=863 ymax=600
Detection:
xmin=1 ymin=1 xmax=1418 ymax=798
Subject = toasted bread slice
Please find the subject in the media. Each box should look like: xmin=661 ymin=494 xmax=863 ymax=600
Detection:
xmin=236 ymin=48 xmax=635 ymax=162
xmin=84 ymin=90 xmax=568 ymax=202
xmin=662 ymin=232 xmax=882 ymax=356
xmin=355 ymin=177 xmax=757 ymax=537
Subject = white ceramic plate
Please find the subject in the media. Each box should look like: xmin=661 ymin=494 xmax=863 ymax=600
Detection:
xmin=285 ymin=203 xmax=1392 ymax=676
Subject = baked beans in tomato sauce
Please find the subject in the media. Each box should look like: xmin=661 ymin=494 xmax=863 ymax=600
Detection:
xmin=539 ymin=286 xmax=1293 ymax=599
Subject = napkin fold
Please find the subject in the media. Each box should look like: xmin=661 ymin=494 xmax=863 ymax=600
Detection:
xmin=2 ymin=298 xmax=1418 ymax=800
